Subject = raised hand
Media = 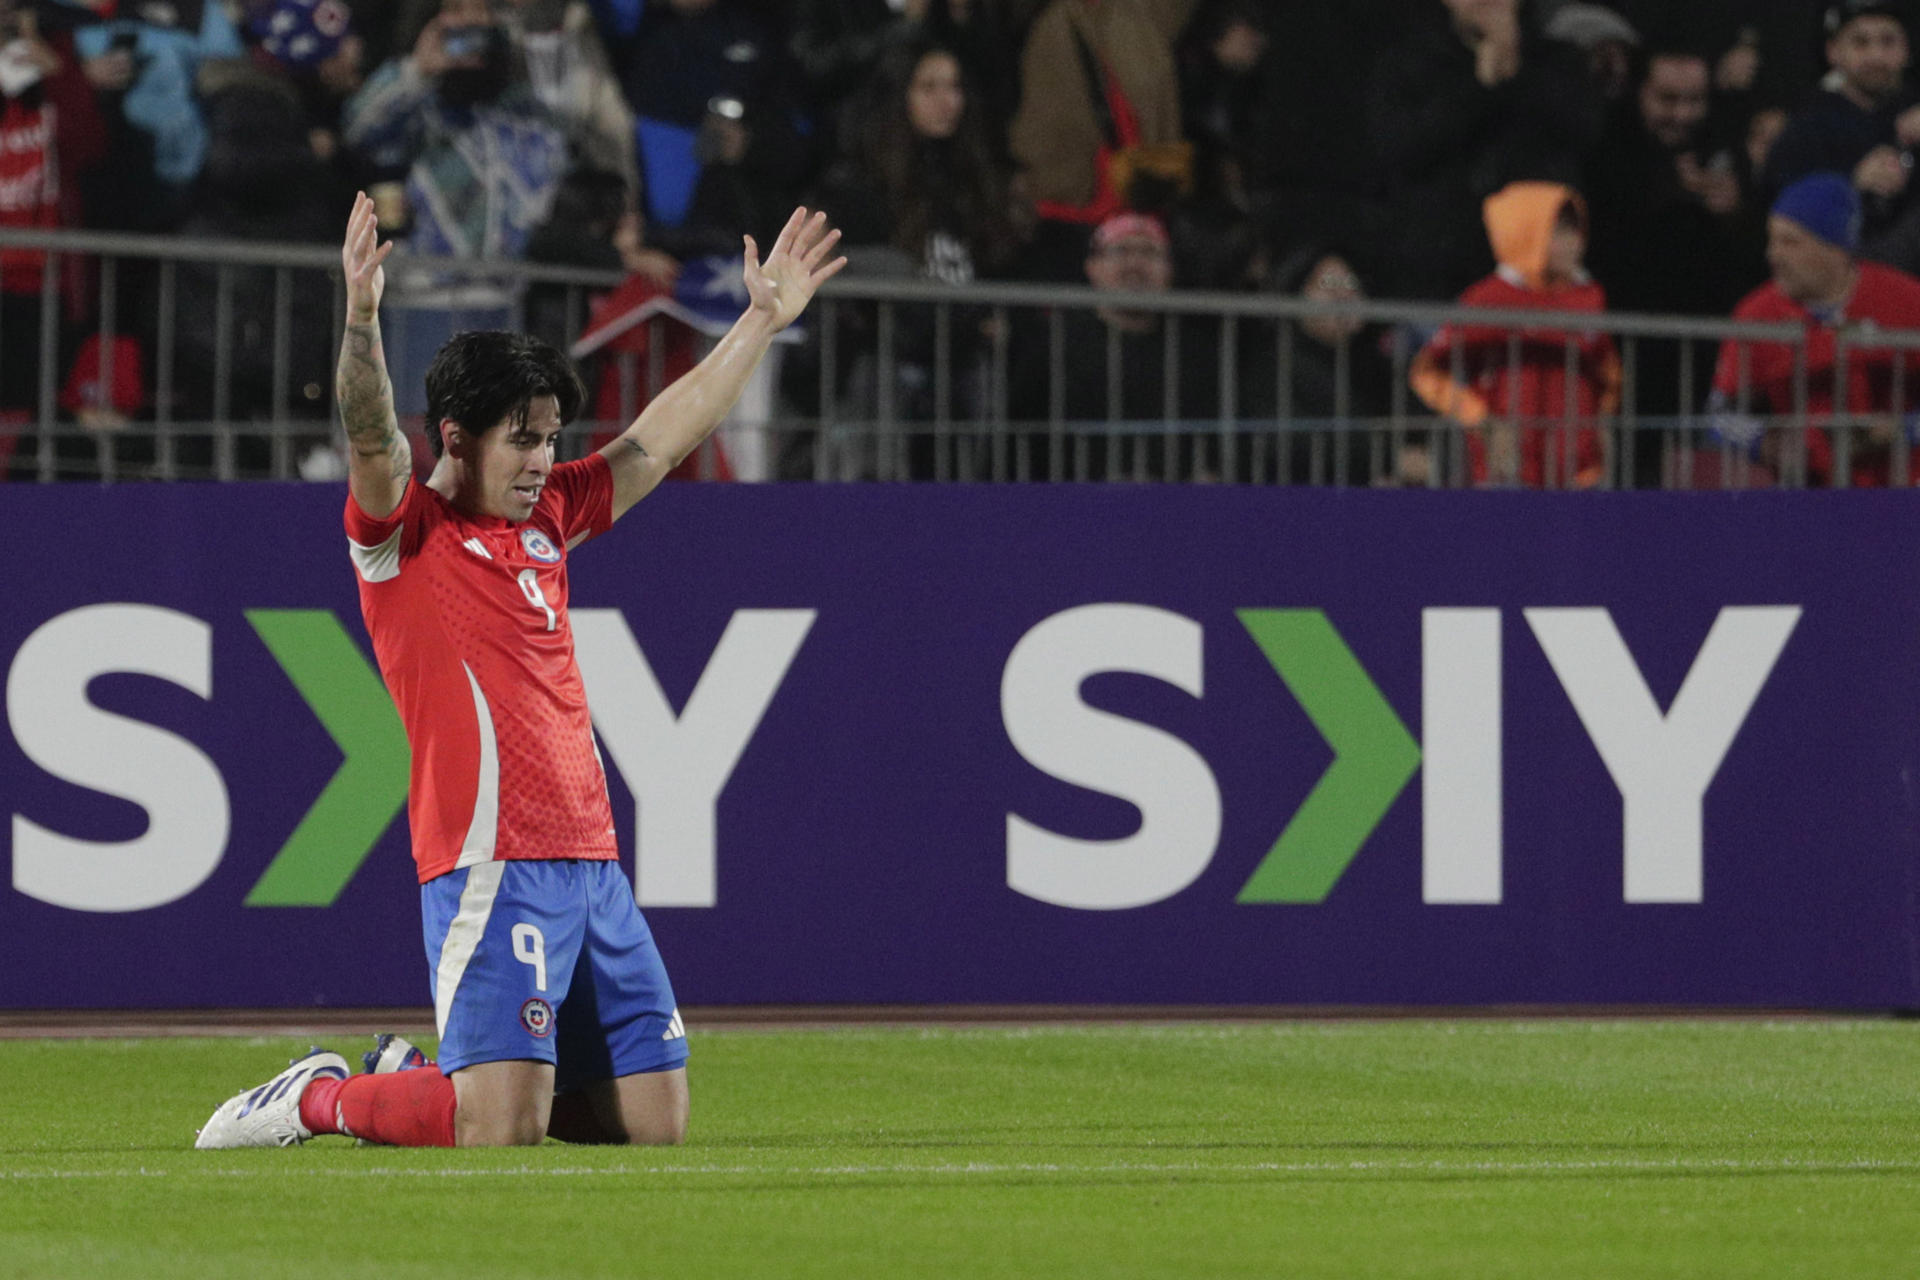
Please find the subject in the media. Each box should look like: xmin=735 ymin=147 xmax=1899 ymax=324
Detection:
xmin=343 ymin=190 xmax=396 ymax=323
xmin=1471 ymin=2 xmax=1521 ymax=86
xmin=410 ymin=14 xmax=454 ymax=79
xmin=337 ymin=190 xmax=407 ymax=514
xmin=1899 ymin=103 xmax=1920 ymax=151
xmin=1855 ymin=145 xmax=1910 ymax=200
xmin=742 ymin=207 xmax=846 ymax=332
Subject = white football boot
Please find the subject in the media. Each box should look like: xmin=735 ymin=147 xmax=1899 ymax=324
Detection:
xmin=193 ymin=1048 xmax=350 ymax=1149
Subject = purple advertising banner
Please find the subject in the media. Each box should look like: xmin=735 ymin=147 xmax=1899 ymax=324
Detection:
xmin=1 ymin=484 xmax=1916 ymax=1009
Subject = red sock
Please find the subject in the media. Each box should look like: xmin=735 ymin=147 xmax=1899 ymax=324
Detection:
xmin=299 ymin=1070 xmax=458 ymax=1147
xmin=299 ymin=1075 xmax=348 ymax=1136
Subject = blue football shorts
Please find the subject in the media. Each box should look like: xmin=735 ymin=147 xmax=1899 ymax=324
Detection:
xmin=420 ymin=859 xmax=688 ymax=1087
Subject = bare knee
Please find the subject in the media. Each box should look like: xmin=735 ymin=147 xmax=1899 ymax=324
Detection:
xmin=604 ymin=1068 xmax=690 ymax=1146
xmin=622 ymin=1105 xmax=688 ymax=1147
xmin=451 ymin=1060 xmax=555 ymax=1147
xmin=455 ymin=1105 xmax=547 ymax=1147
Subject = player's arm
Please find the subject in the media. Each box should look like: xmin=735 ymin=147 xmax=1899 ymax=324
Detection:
xmin=338 ymin=190 xmax=408 ymax=520
xmin=598 ymin=206 xmax=844 ymax=521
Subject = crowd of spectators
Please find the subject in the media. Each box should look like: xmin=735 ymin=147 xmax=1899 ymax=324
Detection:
xmin=9 ymin=0 xmax=1920 ymax=484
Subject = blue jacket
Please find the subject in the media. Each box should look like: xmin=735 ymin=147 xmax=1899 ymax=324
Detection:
xmin=74 ymin=0 xmax=244 ymax=187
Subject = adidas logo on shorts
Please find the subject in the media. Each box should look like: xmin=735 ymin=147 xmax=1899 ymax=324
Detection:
xmin=663 ymin=1009 xmax=686 ymax=1041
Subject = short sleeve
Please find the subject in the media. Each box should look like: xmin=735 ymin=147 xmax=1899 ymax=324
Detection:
xmin=344 ymin=477 xmax=425 ymax=584
xmin=545 ymin=454 xmax=615 ymax=548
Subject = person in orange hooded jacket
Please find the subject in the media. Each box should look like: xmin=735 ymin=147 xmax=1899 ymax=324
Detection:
xmin=1410 ymin=180 xmax=1621 ymax=487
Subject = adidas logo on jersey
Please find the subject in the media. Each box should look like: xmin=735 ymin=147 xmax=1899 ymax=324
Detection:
xmin=462 ymin=538 xmax=492 ymax=560
xmin=662 ymin=1009 xmax=686 ymax=1041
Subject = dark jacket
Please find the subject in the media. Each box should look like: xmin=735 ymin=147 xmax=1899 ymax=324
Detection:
xmin=1766 ymin=86 xmax=1918 ymax=234
xmin=625 ymin=2 xmax=790 ymax=127
xmin=1586 ymin=107 xmax=1762 ymax=320
xmin=790 ymin=0 xmax=907 ymax=117
xmin=626 ymin=2 xmax=808 ymax=255
xmin=1584 ymin=105 xmax=1765 ymax=443
xmin=1009 ymin=308 xmax=1223 ymax=427
xmin=1245 ymin=3 xmax=1384 ymax=197
xmin=1368 ymin=9 xmax=1602 ymax=300
xmin=1006 ymin=307 xmax=1226 ymax=479
xmin=176 ymin=75 xmax=344 ymax=422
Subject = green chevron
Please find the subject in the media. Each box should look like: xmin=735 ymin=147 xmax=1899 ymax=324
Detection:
xmin=243 ymin=610 xmax=409 ymax=907
xmin=1236 ymin=609 xmax=1420 ymax=904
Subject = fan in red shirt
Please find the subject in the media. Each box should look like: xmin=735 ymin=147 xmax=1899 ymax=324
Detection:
xmin=1411 ymin=181 xmax=1621 ymax=488
xmin=0 ymin=6 xmax=103 ymax=471
xmin=193 ymin=193 xmax=845 ymax=1153
xmin=1709 ymin=171 xmax=1920 ymax=487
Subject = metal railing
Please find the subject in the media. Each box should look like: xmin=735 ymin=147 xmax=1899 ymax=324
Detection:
xmin=0 ymin=227 xmax=1906 ymax=488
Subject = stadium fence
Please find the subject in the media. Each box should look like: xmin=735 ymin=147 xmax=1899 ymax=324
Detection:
xmin=0 ymin=227 xmax=1902 ymax=489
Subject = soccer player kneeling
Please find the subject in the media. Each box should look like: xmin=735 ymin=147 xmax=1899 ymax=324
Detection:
xmin=194 ymin=193 xmax=842 ymax=1149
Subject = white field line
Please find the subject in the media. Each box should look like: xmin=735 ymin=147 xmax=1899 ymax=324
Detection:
xmin=5 ymin=1157 xmax=1918 ymax=1182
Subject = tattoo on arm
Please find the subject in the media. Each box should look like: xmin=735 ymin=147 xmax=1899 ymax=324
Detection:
xmin=619 ymin=437 xmax=650 ymax=459
xmin=338 ymin=320 xmax=407 ymax=480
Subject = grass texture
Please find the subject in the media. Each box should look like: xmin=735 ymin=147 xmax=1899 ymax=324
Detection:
xmin=2 ymin=1020 xmax=1918 ymax=1278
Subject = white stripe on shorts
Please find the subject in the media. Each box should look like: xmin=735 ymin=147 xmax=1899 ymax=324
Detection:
xmin=434 ymin=860 xmax=506 ymax=1040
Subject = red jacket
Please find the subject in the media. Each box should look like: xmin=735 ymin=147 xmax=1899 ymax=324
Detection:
xmin=1713 ymin=261 xmax=1920 ymax=487
xmin=0 ymin=38 xmax=105 ymax=307
xmin=1411 ymin=182 xmax=1621 ymax=488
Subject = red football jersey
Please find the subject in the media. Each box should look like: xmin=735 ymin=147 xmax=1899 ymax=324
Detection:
xmin=343 ymin=456 xmax=619 ymax=883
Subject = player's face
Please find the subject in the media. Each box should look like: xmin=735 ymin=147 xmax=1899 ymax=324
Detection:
xmin=472 ymin=394 xmax=562 ymax=522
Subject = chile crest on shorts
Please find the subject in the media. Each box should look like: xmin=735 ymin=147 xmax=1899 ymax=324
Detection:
xmin=520 ymin=528 xmax=562 ymax=564
xmin=520 ymin=998 xmax=554 ymax=1037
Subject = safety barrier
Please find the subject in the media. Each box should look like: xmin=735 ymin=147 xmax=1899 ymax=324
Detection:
xmin=0 ymin=228 xmax=1907 ymax=488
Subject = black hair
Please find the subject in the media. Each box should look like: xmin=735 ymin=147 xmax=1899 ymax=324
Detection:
xmin=546 ymin=166 xmax=630 ymax=238
xmin=423 ymin=330 xmax=585 ymax=457
xmin=1628 ymin=37 xmax=1713 ymax=85
xmin=1827 ymin=0 xmax=1908 ymax=38
xmin=853 ymin=34 xmax=1019 ymax=270
xmin=1268 ymin=241 xmax=1360 ymax=295
xmin=1192 ymin=0 xmax=1270 ymax=42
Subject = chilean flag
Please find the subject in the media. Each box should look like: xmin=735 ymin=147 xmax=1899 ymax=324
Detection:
xmin=570 ymin=257 xmax=805 ymax=481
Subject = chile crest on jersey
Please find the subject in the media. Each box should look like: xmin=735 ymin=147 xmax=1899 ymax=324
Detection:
xmin=520 ymin=527 xmax=562 ymax=564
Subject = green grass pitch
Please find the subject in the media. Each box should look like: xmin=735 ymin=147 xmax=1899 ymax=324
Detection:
xmin=3 ymin=1020 xmax=1918 ymax=1278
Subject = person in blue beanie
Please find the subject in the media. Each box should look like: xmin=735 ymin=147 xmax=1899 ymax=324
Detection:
xmin=1706 ymin=170 xmax=1920 ymax=485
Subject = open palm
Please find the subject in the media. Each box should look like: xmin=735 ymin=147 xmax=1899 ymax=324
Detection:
xmin=342 ymin=190 xmax=396 ymax=323
xmin=743 ymin=207 xmax=846 ymax=331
